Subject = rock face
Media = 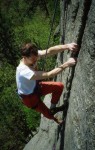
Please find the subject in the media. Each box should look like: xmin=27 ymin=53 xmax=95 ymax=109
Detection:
xmin=24 ymin=0 xmax=95 ymax=150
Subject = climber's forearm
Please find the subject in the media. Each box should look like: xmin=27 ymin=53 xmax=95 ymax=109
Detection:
xmin=47 ymin=62 xmax=69 ymax=77
xmin=38 ymin=43 xmax=78 ymax=57
xmin=31 ymin=63 xmax=69 ymax=80
xmin=38 ymin=45 xmax=68 ymax=57
xmin=48 ymin=57 xmax=77 ymax=77
xmin=47 ymin=44 xmax=69 ymax=55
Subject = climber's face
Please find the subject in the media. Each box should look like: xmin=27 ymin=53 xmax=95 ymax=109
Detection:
xmin=23 ymin=54 xmax=38 ymax=66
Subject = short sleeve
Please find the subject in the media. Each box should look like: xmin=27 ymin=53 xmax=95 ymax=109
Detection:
xmin=38 ymin=50 xmax=42 ymax=56
xmin=20 ymin=67 xmax=35 ymax=80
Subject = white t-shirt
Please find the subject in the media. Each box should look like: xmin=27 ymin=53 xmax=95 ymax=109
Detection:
xmin=16 ymin=61 xmax=36 ymax=95
xmin=16 ymin=50 xmax=43 ymax=95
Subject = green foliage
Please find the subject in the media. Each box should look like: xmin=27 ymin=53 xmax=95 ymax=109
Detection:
xmin=22 ymin=106 xmax=40 ymax=130
xmin=0 ymin=11 xmax=19 ymax=66
xmin=14 ymin=9 xmax=51 ymax=48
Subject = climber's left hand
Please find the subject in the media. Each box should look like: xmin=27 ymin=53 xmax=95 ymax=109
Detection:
xmin=67 ymin=43 xmax=79 ymax=52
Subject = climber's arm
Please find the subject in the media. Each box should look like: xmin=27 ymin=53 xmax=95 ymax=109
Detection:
xmin=38 ymin=43 xmax=78 ymax=57
xmin=31 ymin=58 xmax=76 ymax=80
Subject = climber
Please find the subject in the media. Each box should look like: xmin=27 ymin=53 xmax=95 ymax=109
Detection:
xmin=16 ymin=42 xmax=78 ymax=124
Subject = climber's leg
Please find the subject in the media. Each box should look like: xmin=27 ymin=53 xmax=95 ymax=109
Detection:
xmin=21 ymin=94 xmax=40 ymax=108
xmin=39 ymin=81 xmax=64 ymax=104
xmin=39 ymin=81 xmax=68 ymax=115
xmin=35 ymin=100 xmax=63 ymax=124
xmin=35 ymin=100 xmax=55 ymax=119
xmin=20 ymin=86 xmax=63 ymax=124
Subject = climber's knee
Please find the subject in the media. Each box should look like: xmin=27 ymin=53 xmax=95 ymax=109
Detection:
xmin=56 ymin=82 xmax=64 ymax=91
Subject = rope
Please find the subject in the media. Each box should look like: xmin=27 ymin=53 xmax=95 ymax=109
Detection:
xmin=62 ymin=0 xmax=68 ymax=44
xmin=43 ymin=0 xmax=58 ymax=71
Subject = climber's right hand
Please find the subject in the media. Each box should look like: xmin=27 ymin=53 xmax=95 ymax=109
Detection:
xmin=66 ymin=57 xmax=77 ymax=67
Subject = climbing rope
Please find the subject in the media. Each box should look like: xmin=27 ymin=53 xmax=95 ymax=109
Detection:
xmin=62 ymin=0 xmax=68 ymax=44
xmin=43 ymin=0 xmax=58 ymax=71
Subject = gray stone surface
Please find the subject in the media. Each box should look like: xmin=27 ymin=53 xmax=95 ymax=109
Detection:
xmin=64 ymin=0 xmax=95 ymax=150
xmin=24 ymin=0 xmax=95 ymax=150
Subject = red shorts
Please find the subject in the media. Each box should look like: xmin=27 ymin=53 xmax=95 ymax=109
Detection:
xmin=21 ymin=81 xmax=64 ymax=121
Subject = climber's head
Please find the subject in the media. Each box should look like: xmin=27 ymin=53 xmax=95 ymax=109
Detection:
xmin=21 ymin=43 xmax=38 ymax=66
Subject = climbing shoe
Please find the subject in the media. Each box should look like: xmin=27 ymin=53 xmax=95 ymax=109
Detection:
xmin=50 ymin=107 xmax=60 ymax=115
xmin=50 ymin=101 xmax=68 ymax=115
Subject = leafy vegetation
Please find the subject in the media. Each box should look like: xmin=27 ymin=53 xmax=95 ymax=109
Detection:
xmin=0 ymin=0 xmax=60 ymax=149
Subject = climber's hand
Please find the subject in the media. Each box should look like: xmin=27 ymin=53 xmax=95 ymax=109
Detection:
xmin=66 ymin=58 xmax=77 ymax=67
xmin=67 ymin=43 xmax=79 ymax=52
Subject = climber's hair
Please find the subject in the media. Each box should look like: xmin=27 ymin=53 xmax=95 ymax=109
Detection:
xmin=21 ymin=43 xmax=38 ymax=57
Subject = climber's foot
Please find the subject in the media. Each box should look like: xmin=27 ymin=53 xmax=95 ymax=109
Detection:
xmin=50 ymin=101 xmax=68 ymax=115
xmin=50 ymin=107 xmax=60 ymax=115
